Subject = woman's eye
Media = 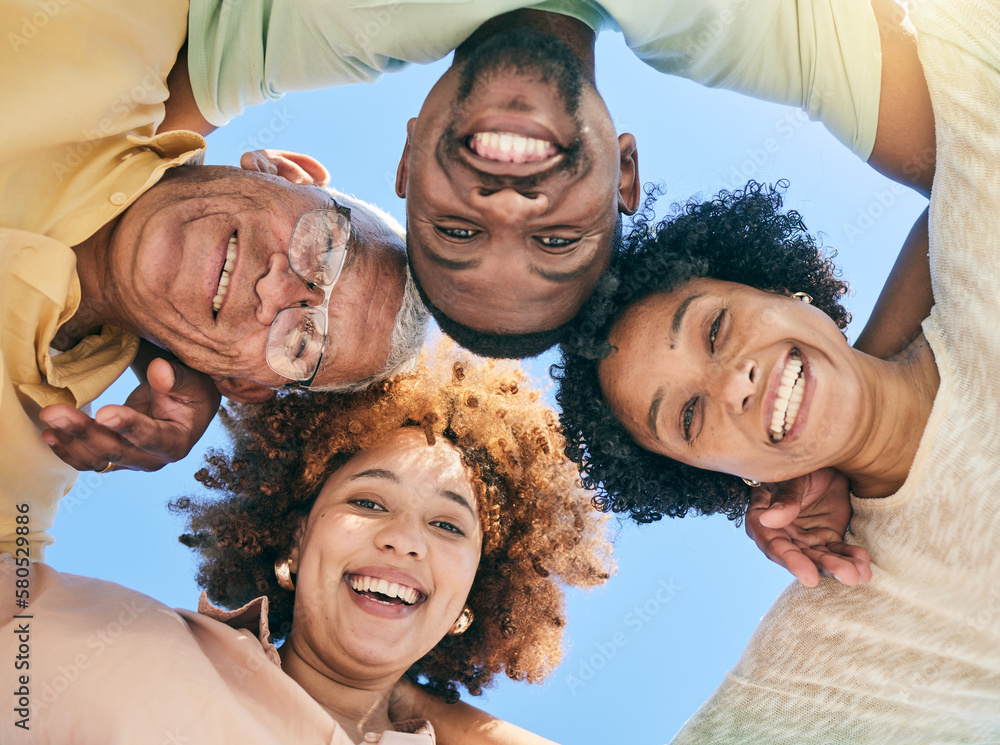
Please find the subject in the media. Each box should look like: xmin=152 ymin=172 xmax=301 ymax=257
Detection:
xmin=682 ymin=398 xmax=698 ymax=442
xmin=709 ymin=309 xmax=725 ymax=353
xmin=438 ymin=227 xmax=478 ymax=240
xmin=431 ymin=520 xmax=465 ymax=536
xmin=538 ymin=236 xmax=578 ymax=250
xmin=350 ymin=498 xmax=385 ymax=512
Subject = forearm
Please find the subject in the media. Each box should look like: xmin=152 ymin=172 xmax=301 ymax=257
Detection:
xmin=853 ymin=208 xmax=932 ymax=358
xmin=866 ymin=0 xmax=936 ymax=195
xmin=161 ymin=43 xmax=217 ymax=136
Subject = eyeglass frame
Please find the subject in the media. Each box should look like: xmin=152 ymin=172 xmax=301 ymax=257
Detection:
xmin=265 ymin=202 xmax=352 ymax=388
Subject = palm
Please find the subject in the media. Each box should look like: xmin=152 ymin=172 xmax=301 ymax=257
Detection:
xmin=745 ymin=469 xmax=872 ymax=587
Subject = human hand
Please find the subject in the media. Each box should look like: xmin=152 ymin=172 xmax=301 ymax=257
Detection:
xmin=388 ymin=677 xmax=432 ymax=723
xmin=744 ymin=468 xmax=872 ymax=588
xmin=39 ymin=357 xmax=221 ymax=473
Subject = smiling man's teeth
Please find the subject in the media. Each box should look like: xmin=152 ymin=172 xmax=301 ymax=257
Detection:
xmin=212 ymin=235 xmax=237 ymax=312
xmin=770 ymin=352 xmax=805 ymax=442
xmin=348 ymin=575 xmax=420 ymax=605
xmin=468 ymin=131 xmax=558 ymax=163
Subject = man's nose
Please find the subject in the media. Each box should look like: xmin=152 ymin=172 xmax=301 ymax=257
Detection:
xmin=255 ymin=253 xmax=325 ymax=325
xmin=717 ymin=358 xmax=758 ymax=415
xmin=468 ymin=187 xmax=550 ymax=223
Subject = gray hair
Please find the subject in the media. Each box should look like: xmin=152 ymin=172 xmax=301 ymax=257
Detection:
xmin=308 ymin=188 xmax=428 ymax=393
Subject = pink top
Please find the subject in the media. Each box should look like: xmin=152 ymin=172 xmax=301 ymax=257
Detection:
xmin=0 ymin=554 xmax=434 ymax=744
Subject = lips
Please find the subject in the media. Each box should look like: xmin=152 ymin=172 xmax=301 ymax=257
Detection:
xmin=346 ymin=572 xmax=426 ymax=608
xmin=212 ymin=234 xmax=237 ymax=315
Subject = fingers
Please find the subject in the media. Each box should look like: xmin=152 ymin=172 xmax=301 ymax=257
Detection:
xmin=771 ymin=540 xmax=822 ymax=588
xmin=144 ymin=356 xmax=178 ymax=395
xmin=95 ymin=405 xmax=177 ymax=461
xmin=142 ymin=358 xmax=222 ymax=417
xmin=755 ymin=482 xmax=803 ymax=529
xmin=40 ymin=404 xmax=171 ymax=473
xmin=798 ymin=543 xmax=873 ymax=586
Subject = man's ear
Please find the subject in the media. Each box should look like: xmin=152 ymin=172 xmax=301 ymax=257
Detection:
xmin=212 ymin=376 xmax=277 ymax=403
xmin=395 ymin=118 xmax=417 ymax=198
xmin=617 ymin=133 xmax=641 ymax=216
xmin=240 ymin=149 xmax=331 ymax=186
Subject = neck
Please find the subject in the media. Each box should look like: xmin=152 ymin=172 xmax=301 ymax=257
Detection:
xmin=279 ymin=637 xmax=398 ymax=743
xmin=455 ymin=9 xmax=597 ymax=80
xmin=61 ymin=218 xmax=127 ymax=350
xmin=836 ymin=334 xmax=939 ymax=497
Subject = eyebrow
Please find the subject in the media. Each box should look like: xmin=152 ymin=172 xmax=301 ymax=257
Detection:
xmin=670 ymin=293 xmax=702 ymax=343
xmin=420 ymin=233 xmax=593 ymax=282
xmin=647 ymin=387 xmax=665 ymax=441
xmin=531 ymin=257 xmax=595 ymax=283
xmin=421 ymin=248 xmax=481 ymax=271
xmin=646 ymin=293 xmax=702 ymax=440
xmin=348 ymin=468 xmax=476 ymax=517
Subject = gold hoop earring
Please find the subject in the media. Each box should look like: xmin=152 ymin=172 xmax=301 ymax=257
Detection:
xmin=741 ymin=478 xmax=761 ymax=488
xmin=448 ymin=606 xmax=474 ymax=636
xmin=790 ymin=292 xmax=813 ymax=304
xmin=274 ymin=557 xmax=295 ymax=591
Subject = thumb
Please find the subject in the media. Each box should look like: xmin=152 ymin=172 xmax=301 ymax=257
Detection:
xmin=145 ymin=356 xmax=181 ymax=396
xmin=758 ymin=480 xmax=805 ymax=529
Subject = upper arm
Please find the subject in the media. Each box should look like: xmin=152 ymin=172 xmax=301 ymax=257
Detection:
xmin=866 ymin=0 xmax=936 ymax=195
xmin=160 ymin=44 xmax=218 ymax=137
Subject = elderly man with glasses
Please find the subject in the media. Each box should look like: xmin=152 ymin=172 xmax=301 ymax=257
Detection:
xmin=0 ymin=0 xmax=426 ymax=561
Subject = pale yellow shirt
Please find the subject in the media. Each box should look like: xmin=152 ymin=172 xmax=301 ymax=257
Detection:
xmin=0 ymin=0 xmax=206 ymax=559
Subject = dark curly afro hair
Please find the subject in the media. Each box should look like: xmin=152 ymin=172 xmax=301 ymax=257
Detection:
xmin=552 ymin=181 xmax=850 ymax=524
xmin=172 ymin=340 xmax=613 ymax=701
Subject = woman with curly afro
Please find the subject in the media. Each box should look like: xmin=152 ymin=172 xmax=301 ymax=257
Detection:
xmin=170 ymin=339 xmax=613 ymax=744
xmin=0 ymin=341 xmax=611 ymax=745
xmin=555 ymin=47 xmax=1000 ymax=733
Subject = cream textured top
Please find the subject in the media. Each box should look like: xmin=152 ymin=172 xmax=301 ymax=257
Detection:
xmin=670 ymin=1 xmax=1000 ymax=742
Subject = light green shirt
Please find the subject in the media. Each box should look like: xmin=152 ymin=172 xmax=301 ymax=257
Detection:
xmin=187 ymin=0 xmax=880 ymax=158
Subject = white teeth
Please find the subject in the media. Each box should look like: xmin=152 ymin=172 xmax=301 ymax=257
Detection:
xmin=348 ymin=575 xmax=419 ymax=605
xmin=212 ymin=235 xmax=238 ymax=312
xmin=469 ymin=131 xmax=558 ymax=162
xmin=770 ymin=353 xmax=804 ymax=441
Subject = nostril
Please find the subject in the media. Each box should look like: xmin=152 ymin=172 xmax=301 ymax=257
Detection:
xmin=742 ymin=396 xmax=750 ymax=411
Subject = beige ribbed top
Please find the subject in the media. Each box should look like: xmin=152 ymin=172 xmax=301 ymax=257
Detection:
xmin=670 ymin=2 xmax=1000 ymax=742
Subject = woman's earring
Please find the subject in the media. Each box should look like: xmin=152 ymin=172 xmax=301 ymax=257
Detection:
xmin=790 ymin=292 xmax=813 ymax=304
xmin=448 ymin=605 xmax=474 ymax=636
xmin=741 ymin=478 xmax=761 ymax=488
xmin=274 ymin=557 xmax=295 ymax=591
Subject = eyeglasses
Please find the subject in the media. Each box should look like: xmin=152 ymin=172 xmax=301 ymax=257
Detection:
xmin=265 ymin=205 xmax=351 ymax=387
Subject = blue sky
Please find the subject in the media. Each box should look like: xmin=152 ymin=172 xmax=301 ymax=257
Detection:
xmin=47 ymin=30 xmax=928 ymax=743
